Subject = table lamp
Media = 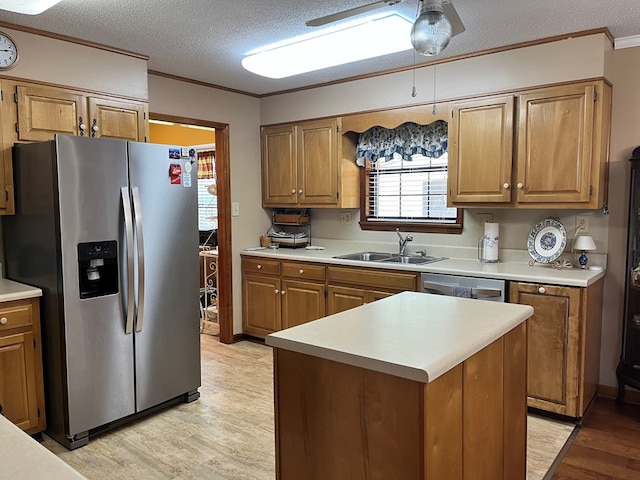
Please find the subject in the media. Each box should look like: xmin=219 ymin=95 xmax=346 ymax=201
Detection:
xmin=574 ymin=235 xmax=596 ymax=269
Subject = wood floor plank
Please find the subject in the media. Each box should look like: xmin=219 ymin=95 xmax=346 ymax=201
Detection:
xmin=551 ymin=397 xmax=640 ymax=480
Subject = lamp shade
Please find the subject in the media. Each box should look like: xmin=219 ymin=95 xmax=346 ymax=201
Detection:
xmin=410 ymin=1 xmax=452 ymax=56
xmin=574 ymin=235 xmax=596 ymax=251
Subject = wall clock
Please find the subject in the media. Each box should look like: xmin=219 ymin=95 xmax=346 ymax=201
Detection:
xmin=0 ymin=31 xmax=18 ymax=70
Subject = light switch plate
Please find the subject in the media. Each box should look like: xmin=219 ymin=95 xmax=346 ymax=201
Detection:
xmin=231 ymin=202 xmax=240 ymax=217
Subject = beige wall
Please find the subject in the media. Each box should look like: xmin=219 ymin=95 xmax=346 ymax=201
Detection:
xmin=255 ymin=32 xmax=633 ymax=388
xmin=148 ymin=75 xmax=266 ymax=335
xmin=0 ymin=27 xmax=147 ymax=99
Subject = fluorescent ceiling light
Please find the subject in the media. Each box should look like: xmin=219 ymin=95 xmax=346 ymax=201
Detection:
xmin=242 ymin=14 xmax=413 ymax=79
xmin=0 ymin=0 xmax=63 ymax=14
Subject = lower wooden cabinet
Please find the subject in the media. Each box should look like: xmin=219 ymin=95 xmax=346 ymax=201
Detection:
xmin=242 ymin=257 xmax=326 ymax=338
xmin=0 ymin=297 xmax=46 ymax=435
xmin=326 ymin=266 xmax=418 ymax=315
xmin=509 ymin=279 xmax=604 ymax=417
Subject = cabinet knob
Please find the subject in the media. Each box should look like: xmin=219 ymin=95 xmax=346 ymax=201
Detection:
xmin=503 ymin=183 xmax=510 ymax=189
xmin=299 ymin=269 xmax=304 ymax=274
xmin=291 ymin=189 xmax=296 ymax=194
xmin=517 ymin=182 xmax=524 ymax=189
xmin=538 ymin=287 xmax=546 ymax=294
xmin=298 ymin=189 xmax=303 ymax=194
xmin=0 ymin=317 xmax=7 ymax=325
xmin=281 ymin=290 xmax=286 ymax=295
xmin=275 ymin=289 xmax=279 ymax=294
xmin=257 ymin=264 xmax=262 ymax=270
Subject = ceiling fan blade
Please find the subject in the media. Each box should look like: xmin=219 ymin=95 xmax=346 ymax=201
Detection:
xmin=443 ymin=1 xmax=465 ymax=37
xmin=306 ymin=1 xmax=402 ymax=27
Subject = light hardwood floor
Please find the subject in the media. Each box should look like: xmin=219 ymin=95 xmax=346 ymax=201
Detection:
xmin=40 ymin=334 xmax=575 ymax=480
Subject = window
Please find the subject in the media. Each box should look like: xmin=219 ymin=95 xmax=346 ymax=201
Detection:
xmin=197 ymin=179 xmax=218 ymax=231
xmin=357 ymin=121 xmax=462 ymax=233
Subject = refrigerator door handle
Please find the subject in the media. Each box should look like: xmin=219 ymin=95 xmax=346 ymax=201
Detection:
xmin=122 ymin=187 xmax=135 ymax=335
xmin=132 ymin=187 xmax=145 ymax=333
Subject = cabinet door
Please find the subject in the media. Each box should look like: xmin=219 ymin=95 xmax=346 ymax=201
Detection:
xmin=262 ymin=125 xmax=298 ymax=206
xmin=0 ymin=331 xmax=39 ymax=431
xmin=297 ymin=118 xmax=339 ymax=206
xmin=281 ymin=279 xmax=326 ymax=329
xmin=516 ymin=84 xmax=595 ymax=203
xmin=242 ymin=273 xmax=281 ymax=337
xmin=449 ymin=96 xmax=514 ymax=203
xmin=510 ymin=283 xmax=581 ymax=416
xmin=16 ymin=85 xmax=87 ymax=141
xmin=327 ymin=285 xmax=367 ymax=315
xmin=88 ymin=97 xmax=147 ymax=141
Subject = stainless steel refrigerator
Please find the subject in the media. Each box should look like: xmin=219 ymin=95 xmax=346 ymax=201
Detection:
xmin=3 ymin=135 xmax=201 ymax=449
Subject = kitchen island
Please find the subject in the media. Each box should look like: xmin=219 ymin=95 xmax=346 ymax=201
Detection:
xmin=266 ymin=291 xmax=534 ymax=480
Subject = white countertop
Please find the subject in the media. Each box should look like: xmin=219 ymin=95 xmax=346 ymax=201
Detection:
xmin=240 ymin=243 xmax=605 ymax=287
xmin=266 ymin=291 xmax=534 ymax=383
xmin=0 ymin=414 xmax=88 ymax=479
xmin=0 ymin=278 xmax=42 ymax=302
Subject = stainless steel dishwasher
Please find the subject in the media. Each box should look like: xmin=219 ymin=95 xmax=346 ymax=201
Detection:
xmin=421 ymin=273 xmax=507 ymax=302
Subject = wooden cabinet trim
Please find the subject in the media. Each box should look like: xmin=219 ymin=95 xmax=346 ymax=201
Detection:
xmin=327 ymin=265 xmax=418 ymax=291
xmin=281 ymin=261 xmax=325 ymax=281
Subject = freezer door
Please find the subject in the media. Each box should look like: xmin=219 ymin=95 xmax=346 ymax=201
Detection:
xmin=128 ymin=142 xmax=201 ymax=411
xmin=55 ymin=135 xmax=135 ymax=435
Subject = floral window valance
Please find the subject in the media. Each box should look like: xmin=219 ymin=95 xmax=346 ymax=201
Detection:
xmin=355 ymin=120 xmax=448 ymax=167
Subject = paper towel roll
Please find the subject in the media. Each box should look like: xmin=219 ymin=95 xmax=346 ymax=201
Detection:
xmin=483 ymin=222 xmax=499 ymax=262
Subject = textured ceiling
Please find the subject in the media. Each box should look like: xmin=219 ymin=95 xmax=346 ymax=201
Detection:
xmin=0 ymin=0 xmax=639 ymax=97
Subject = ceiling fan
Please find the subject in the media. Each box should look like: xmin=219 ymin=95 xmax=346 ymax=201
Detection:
xmin=306 ymin=0 xmax=465 ymax=56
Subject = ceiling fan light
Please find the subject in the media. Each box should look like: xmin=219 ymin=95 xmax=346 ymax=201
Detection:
xmin=410 ymin=4 xmax=452 ymax=56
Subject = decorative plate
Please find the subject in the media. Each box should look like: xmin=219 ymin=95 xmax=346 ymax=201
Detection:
xmin=527 ymin=218 xmax=567 ymax=264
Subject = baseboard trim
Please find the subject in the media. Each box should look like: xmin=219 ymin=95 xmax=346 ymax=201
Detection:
xmin=598 ymin=384 xmax=640 ymax=404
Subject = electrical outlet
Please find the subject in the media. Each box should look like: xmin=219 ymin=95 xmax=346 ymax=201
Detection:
xmin=340 ymin=212 xmax=352 ymax=225
xmin=477 ymin=213 xmax=493 ymax=226
xmin=576 ymin=215 xmax=589 ymax=233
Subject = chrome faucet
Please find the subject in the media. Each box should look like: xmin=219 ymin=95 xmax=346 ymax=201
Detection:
xmin=396 ymin=228 xmax=413 ymax=256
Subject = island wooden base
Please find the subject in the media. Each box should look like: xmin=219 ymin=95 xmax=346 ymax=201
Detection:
xmin=273 ymin=322 xmax=527 ymax=480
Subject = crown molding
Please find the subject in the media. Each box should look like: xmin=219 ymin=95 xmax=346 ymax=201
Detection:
xmin=615 ymin=35 xmax=640 ymax=49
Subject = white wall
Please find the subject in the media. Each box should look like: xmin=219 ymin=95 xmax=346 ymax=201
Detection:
xmin=148 ymin=75 xmax=267 ymax=335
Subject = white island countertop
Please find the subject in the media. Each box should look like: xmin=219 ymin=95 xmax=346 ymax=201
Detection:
xmin=0 ymin=414 xmax=88 ymax=479
xmin=266 ymin=291 xmax=534 ymax=383
xmin=0 ymin=278 xmax=42 ymax=302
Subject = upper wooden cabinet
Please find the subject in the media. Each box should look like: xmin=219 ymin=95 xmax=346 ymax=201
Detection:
xmin=448 ymin=80 xmax=612 ymax=209
xmin=13 ymin=83 xmax=148 ymax=142
xmin=261 ymin=118 xmax=359 ymax=208
xmin=0 ymin=79 xmax=149 ymax=215
xmin=448 ymin=95 xmax=514 ymax=203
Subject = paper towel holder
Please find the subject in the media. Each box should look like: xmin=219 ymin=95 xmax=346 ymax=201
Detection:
xmin=478 ymin=222 xmax=500 ymax=263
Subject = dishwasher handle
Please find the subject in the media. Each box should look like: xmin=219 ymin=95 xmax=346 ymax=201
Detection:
xmin=422 ymin=281 xmax=502 ymax=298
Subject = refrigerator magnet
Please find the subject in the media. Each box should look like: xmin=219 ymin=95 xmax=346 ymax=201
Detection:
xmin=169 ymin=163 xmax=182 ymax=184
xmin=183 ymin=172 xmax=192 ymax=187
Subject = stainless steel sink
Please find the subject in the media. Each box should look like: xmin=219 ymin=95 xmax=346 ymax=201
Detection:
xmin=333 ymin=251 xmax=395 ymax=261
xmin=378 ymin=255 xmax=447 ymax=265
xmin=333 ymin=251 xmax=446 ymax=265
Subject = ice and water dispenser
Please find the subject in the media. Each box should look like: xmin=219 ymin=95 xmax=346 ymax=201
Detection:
xmin=78 ymin=241 xmax=118 ymax=299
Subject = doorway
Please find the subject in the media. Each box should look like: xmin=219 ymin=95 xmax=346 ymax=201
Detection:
xmin=148 ymin=113 xmax=233 ymax=344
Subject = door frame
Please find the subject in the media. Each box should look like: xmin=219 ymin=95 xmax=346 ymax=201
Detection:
xmin=149 ymin=113 xmax=233 ymax=344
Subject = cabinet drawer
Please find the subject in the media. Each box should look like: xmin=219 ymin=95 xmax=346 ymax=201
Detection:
xmin=327 ymin=266 xmax=417 ymax=291
xmin=0 ymin=300 xmax=34 ymax=332
xmin=242 ymin=257 xmax=281 ymax=276
xmin=282 ymin=262 xmax=325 ymax=281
